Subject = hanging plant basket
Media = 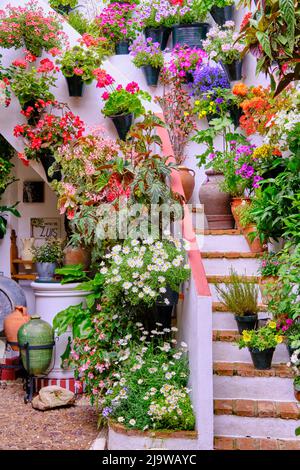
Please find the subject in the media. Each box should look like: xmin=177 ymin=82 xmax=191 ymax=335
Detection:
xmin=210 ymin=5 xmax=234 ymax=26
xmin=229 ymin=104 xmax=243 ymax=128
xmin=39 ymin=151 xmax=61 ymax=183
xmin=171 ymin=23 xmax=210 ymax=49
xmin=115 ymin=40 xmax=131 ymax=55
xmin=221 ymin=60 xmax=243 ymax=81
xmin=235 ymin=314 xmax=258 ymax=335
xmin=248 ymin=347 xmax=275 ymax=370
xmin=111 ymin=113 xmax=133 ymax=140
xmin=144 ymin=26 xmax=171 ymax=51
xmin=66 ymin=75 xmax=84 ymax=97
xmin=142 ymin=65 xmax=161 ymax=86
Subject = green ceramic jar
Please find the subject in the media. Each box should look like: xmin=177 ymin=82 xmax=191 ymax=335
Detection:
xmin=18 ymin=315 xmax=54 ymax=375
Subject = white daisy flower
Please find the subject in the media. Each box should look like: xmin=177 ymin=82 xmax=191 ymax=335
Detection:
xmin=129 ymin=419 xmax=136 ymax=426
xmin=100 ymin=267 xmax=108 ymax=274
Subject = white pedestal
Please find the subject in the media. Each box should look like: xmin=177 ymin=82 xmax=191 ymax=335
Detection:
xmin=31 ymin=282 xmax=89 ymax=380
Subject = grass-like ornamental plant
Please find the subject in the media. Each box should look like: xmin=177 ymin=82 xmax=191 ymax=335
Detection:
xmin=32 ymin=238 xmax=63 ymax=263
xmin=130 ymin=38 xmax=164 ymax=69
xmin=237 ymin=321 xmax=284 ymax=351
xmin=216 ymin=269 xmax=259 ymax=317
xmin=99 ymin=327 xmax=195 ymax=431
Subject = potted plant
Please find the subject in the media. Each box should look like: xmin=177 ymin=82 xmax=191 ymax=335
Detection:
xmin=237 ymin=321 xmax=284 ymax=370
xmin=58 ymin=45 xmax=108 ymax=97
xmin=216 ymin=269 xmax=259 ymax=334
xmin=210 ymin=0 xmax=234 ymax=26
xmin=202 ymin=21 xmax=244 ymax=81
xmin=0 ymin=1 xmax=67 ymax=57
xmin=49 ymin=0 xmax=77 ymax=15
xmin=285 ymin=322 xmax=300 ymax=358
xmin=32 ymin=238 xmax=63 ymax=282
xmin=294 ymin=376 xmax=300 ymax=402
xmin=167 ymin=45 xmax=207 ymax=83
xmin=129 ymin=38 xmax=164 ymax=87
xmin=155 ymin=71 xmax=197 ymax=202
xmin=258 ymin=252 xmax=280 ymax=304
xmin=95 ymin=70 xmax=151 ymax=140
xmin=237 ymin=204 xmax=266 ymax=254
xmin=13 ymin=103 xmax=85 ymax=182
xmin=90 ymin=2 xmax=141 ymax=55
xmin=7 ymin=56 xmax=57 ymax=124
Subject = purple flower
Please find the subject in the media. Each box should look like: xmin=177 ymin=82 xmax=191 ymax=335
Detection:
xmin=191 ymin=65 xmax=230 ymax=97
xmin=102 ymin=407 xmax=113 ymax=417
xmin=253 ymin=175 xmax=263 ymax=188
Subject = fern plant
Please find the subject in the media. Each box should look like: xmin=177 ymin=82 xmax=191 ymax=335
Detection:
xmin=216 ymin=269 xmax=259 ymax=317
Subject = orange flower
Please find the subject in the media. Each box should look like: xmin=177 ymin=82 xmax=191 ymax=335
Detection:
xmin=252 ymin=86 xmax=266 ymax=97
xmin=232 ymin=83 xmax=248 ymax=96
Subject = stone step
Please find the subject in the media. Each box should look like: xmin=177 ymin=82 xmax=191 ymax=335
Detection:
xmin=212 ymin=302 xmax=267 ymax=313
xmin=209 ymin=284 xmax=262 ymax=303
xmin=213 ymin=330 xmax=240 ymax=342
xmin=214 ymin=435 xmax=300 ymax=450
xmin=213 ymin=312 xmax=271 ymax=331
xmin=213 ymin=362 xmax=293 ymax=378
xmin=214 ymin=376 xmax=295 ymax=401
xmin=213 ymin=342 xmax=289 ymax=363
xmin=203 ymin=257 xmax=261 ymax=276
xmin=197 ymin=233 xmax=250 ymax=253
xmin=214 ymin=414 xmax=300 ymax=440
xmin=214 ymin=399 xmax=300 ymax=420
xmin=202 ymin=252 xmax=263 ymax=259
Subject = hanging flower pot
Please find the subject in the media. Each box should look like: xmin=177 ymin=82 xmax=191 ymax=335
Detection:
xmin=111 ymin=113 xmax=133 ymax=141
xmin=248 ymin=347 xmax=275 ymax=370
xmin=144 ymin=26 xmax=164 ymax=47
xmin=161 ymin=27 xmax=171 ymax=50
xmin=141 ymin=65 xmax=161 ymax=86
xmin=115 ymin=40 xmax=131 ymax=55
xmin=235 ymin=314 xmax=258 ymax=335
xmin=198 ymin=170 xmax=234 ymax=229
xmin=210 ymin=5 xmax=234 ymax=26
xmin=221 ymin=60 xmax=243 ymax=81
xmin=39 ymin=150 xmax=62 ymax=183
xmin=21 ymin=100 xmax=41 ymax=126
xmin=229 ymin=104 xmax=243 ymax=128
xmin=171 ymin=23 xmax=210 ymax=49
xmin=65 ymin=75 xmax=84 ymax=97
xmin=178 ymin=166 xmax=195 ymax=202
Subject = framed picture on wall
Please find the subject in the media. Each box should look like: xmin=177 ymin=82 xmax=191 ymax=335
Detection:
xmin=30 ymin=218 xmax=62 ymax=239
xmin=23 ymin=181 xmax=45 ymax=203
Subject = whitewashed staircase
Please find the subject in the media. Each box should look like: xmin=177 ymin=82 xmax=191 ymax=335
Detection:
xmin=196 ymin=228 xmax=300 ymax=450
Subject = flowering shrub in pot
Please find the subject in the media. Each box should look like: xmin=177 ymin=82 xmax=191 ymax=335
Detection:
xmin=58 ymin=45 xmax=109 ymax=96
xmin=32 ymin=238 xmax=63 ymax=282
xmin=202 ymin=21 xmax=245 ymax=81
xmin=237 ymin=321 xmax=284 ymax=370
xmin=167 ymin=45 xmax=207 ymax=83
xmin=6 ymin=56 xmax=58 ymax=124
xmin=13 ymin=103 xmax=85 ymax=181
xmin=89 ymin=2 xmax=141 ymax=55
xmin=129 ymin=38 xmax=164 ymax=87
xmin=95 ymin=70 xmax=151 ymax=140
xmin=0 ymin=1 xmax=67 ymax=57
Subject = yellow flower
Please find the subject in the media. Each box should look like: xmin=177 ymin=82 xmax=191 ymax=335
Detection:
xmin=268 ymin=321 xmax=277 ymax=329
xmin=209 ymin=101 xmax=214 ymax=106
xmin=195 ymin=100 xmax=200 ymax=105
xmin=275 ymin=335 xmax=283 ymax=344
xmin=183 ymin=111 xmax=189 ymax=116
xmin=242 ymin=331 xmax=251 ymax=342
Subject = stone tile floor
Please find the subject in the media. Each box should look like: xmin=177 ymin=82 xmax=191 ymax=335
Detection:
xmin=0 ymin=380 xmax=99 ymax=450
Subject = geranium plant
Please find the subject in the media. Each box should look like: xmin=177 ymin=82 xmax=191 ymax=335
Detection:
xmin=168 ymin=45 xmax=207 ymax=81
xmin=129 ymin=38 xmax=164 ymax=69
xmin=259 ymin=252 xmax=281 ymax=278
xmin=237 ymin=321 xmax=284 ymax=351
xmin=0 ymin=1 xmax=67 ymax=56
xmin=202 ymin=21 xmax=244 ymax=64
xmin=58 ymin=45 xmax=108 ymax=83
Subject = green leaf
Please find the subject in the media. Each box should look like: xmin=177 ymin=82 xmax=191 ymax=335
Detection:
xmin=296 ymin=426 xmax=300 ymax=436
xmin=256 ymin=31 xmax=273 ymax=60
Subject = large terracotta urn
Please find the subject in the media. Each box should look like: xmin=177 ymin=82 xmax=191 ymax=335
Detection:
xmin=63 ymin=245 xmax=91 ymax=270
xmin=4 ymin=306 xmax=31 ymax=351
xmin=178 ymin=166 xmax=195 ymax=202
xmin=198 ymin=170 xmax=234 ymax=229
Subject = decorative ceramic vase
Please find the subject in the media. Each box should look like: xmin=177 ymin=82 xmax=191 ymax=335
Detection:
xmin=171 ymin=23 xmax=210 ymax=48
xmin=249 ymin=347 xmax=275 ymax=370
xmin=18 ymin=315 xmax=54 ymax=375
xmin=63 ymin=246 xmax=91 ymax=270
xmin=3 ymin=306 xmax=30 ymax=351
xmin=178 ymin=166 xmax=195 ymax=202
xmin=21 ymin=238 xmax=35 ymax=269
xmin=36 ymin=262 xmax=57 ymax=282
xmin=111 ymin=113 xmax=133 ymax=141
xmin=230 ymin=197 xmax=250 ymax=229
xmin=66 ymin=75 xmax=84 ymax=97
xmin=198 ymin=170 xmax=234 ymax=229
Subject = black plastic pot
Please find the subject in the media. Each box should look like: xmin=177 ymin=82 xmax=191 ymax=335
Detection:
xmin=142 ymin=65 xmax=161 ymax=86
xmin=235 ymin=314 xmax=258 ymax=335
xmin=22 ymin=100 xmax=40 ymax=125
xmin=115 ymin=40 xmax=130 ymax=55
xmin=155 ymin=286 xmax=179 ymax=330
xmin=55 ymin=4 xmax=72 ymax=15
xmin=171 ymin=23 xmax=210 ymax=48
xmin=39 ymin=151 xmax=61 ymax=183
xmin=206 ymin=113 xmax=219 ymax=123
xmin=229 ymin=105 xmax=243 ymax=128
xmin=184 ymin=72 xmax=194 ymax=84
xmin=66 ymin=75 xmax=84 ymax=97
xmin=287 ymin=344 xmax=298 ymax=358
xmin=144 ymin=26 xmax=163 ymax=46
xmin=221 ymin=60 xmax=243 ymax=81
xmin=249 ymin=347 xmax=275 ymax=370
xmin=210 ymin=5 xmax=234 ymax=26
xmin=161 ymin=27 xmax=171 ymax=50
xmin=111 ymin=113 xmax=133 ymax=141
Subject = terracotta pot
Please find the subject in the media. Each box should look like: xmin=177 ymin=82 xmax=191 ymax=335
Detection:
xmin=243 ymin=224 xmax=265 ymax=253
xmin=230 ymin=197 xmax=250 ymax=229
xmin=294 ymin=387 xmax=300 ymax=402
xmin=63 ymin=246 xmax=91 ymax=270
xmin=3 ymin=306 xmax=30 ymax=351
xmin=178 ymin=166 xmax=195 ymax=202
xmin=259 ymin=276 xmax=279 ymax=304
xmin=198 ymin=170 xmax=234 ymax=229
